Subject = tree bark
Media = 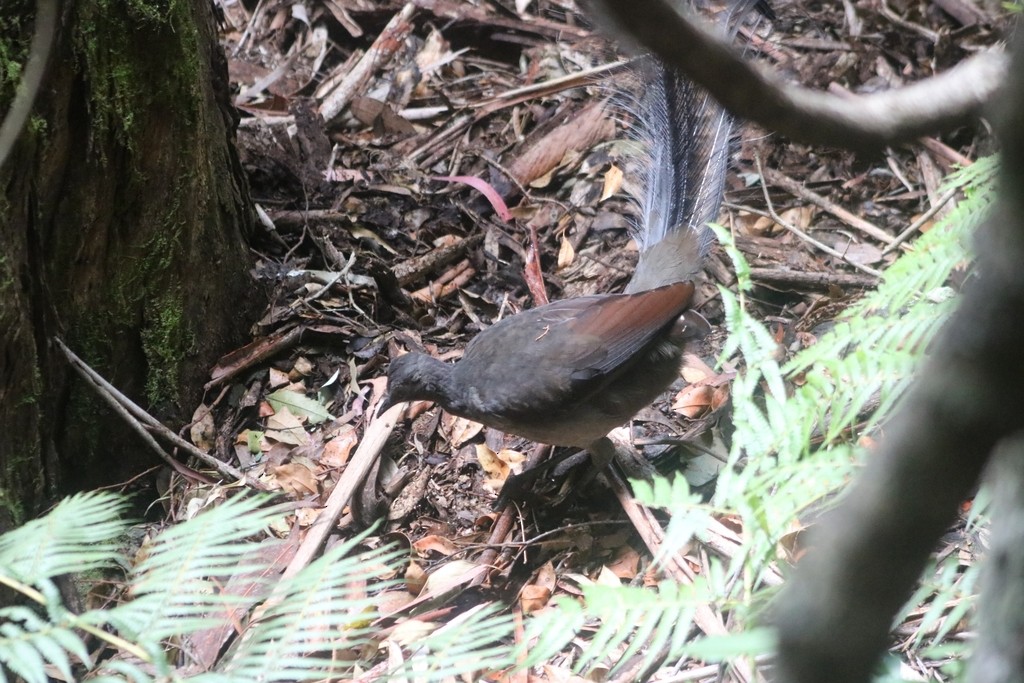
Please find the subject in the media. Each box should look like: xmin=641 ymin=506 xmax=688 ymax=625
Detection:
xmin=969 ymin=438 xmax=1024 ymax=683
xmin=0 ymin=0 xmax=257 ymax=529
xmin=773 ymin=35 xmax=1024 ymax=683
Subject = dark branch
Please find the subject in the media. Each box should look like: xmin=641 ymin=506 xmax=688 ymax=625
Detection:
xmin=592 ymin=0 xmax=1008 ymax=152
xmin=772 ymin=36 xmax=1024 ymax=683
xmin=0 ymin=0 xmax=58 ymax=170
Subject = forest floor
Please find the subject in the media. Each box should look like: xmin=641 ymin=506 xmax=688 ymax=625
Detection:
xmin=168 ymin=0 xmax=1007 ymax=679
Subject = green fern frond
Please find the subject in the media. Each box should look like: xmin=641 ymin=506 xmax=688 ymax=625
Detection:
xmin=0 ymin=606 xmax=92 ymax=683
xmin=632 ymin=476 xmax=714 ymax=567
xmin=0 ymin=491 xmax=129 ymax=583
xmin=604 ymin=158 xmax=995 ymax=677
xmin=221 ymin=530 xmax=404 ymax=681
xmin=568 ymin=581 xmax=703 ymax=676
xmin=104 ymin=493 xmax=288 ymax=650
xmin=725 ymin=157 xmax=991 ymax=517
xmin=1 ymin=492 xmax=311 ymax=680
xmin=0 ymin=493 xmax=131 ymax=683
xmin=392 ymin=604 xmax=522 ymax=679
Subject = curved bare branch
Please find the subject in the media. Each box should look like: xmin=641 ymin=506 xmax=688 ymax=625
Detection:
xmin=0 ymin=0 xmax=58 ymax=170
xmin=592 ymin=0 xmax=1008 ymax=151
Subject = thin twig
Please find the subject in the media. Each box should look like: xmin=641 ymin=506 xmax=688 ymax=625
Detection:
xmin=280 ymin=403 xmax=403 ymax=581
xmin=761 ymin=165 xmax=895 ymax=247
xmin=55 ymin=337 xmax=265 ymax=488
xmin=882 ymin=186 xmax=959 ymax=255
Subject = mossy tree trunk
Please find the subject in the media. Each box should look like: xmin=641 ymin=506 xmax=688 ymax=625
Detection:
xmin=0 ymin=0 xmax=258 ymax=529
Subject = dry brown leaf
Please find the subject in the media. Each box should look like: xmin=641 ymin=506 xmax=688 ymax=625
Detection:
xmin=266 ymin=421 xmax=309 ymax=448
xmin=747 ymin=214 xmax=775 ymax=236
xmin=268 ymin=367 xmax=290 ymax=388
xmin=838 ymin=240 xmax=884 ymax=266
xmin=270 ymin=461 xmax=318 ymax=496
xmin=413 ymin=26 xmax=448 ymax=72
xmin=711 ymin=384 xmax=731 ymax=411
xmin=732 ymin=209 xmax=763 ymax=235
xmin=534 ymin=561 xmax=557 ymax=591
xmin=520 ymin=584 xmax=552 ymax=614
xmin=377 ymin=589 xmax=416 ymax=617
xmin=446 ymin=414 xmax=484 ymax=447
xmin=476 ymin=444 xmax=526 ymax=490
xmin=388 ymin=619 xmax=438 ymax=646
xmin=510 ymin=203 xmax=539 ymax=222
xmin=601 ymin=163 xmax=624 ymax=201
xmin=681 ymin=354 xmax=717 ymax=383
xmin=607 ymin=545 xmax=641 ymax=579
xmin=294 ymin=507 xmax=320 ymax=527
xmin=556 ymin=235 xmax=575 ymax=270
xmin=418 ymin=560 xmax=487 ymax=599
xmin=290 ymin=355 xmax=314 ymax=378
xmin=917 ymin=216 xmax=938 ymax=234
xmin=321 ymin=425 xmax=358 ymax=468
xmin=778 ymin=517 xmax=813 ymax=564
xmin=264 ymin=429 xmax=309 ymax=447
xmin=412 ymin=534 xmax=459 ymax=557
xmin=529 ymin=167 xmax=555 ymax=189
xmin=267 ymin=404 xmax=304 ymax=429
xmin=595 ymin=565 xmax=621 ymax=587
xmin=717 ymin=514 xmax=744 ymax=535
xmin=474 ymin=511 xmax=499 ymax=529
xmin=363 ymin=375 xmax=390 ymax=415
xmin=557 ymin=574 xmax=591 ymax=596
xmin=405 ymin=561 xmax=427 ymax=596
xmin=476 ymin=443 xmax=507 ymax=480
xmin=265 ymin=404 xmax=310 ymax=446
xmin=497 ymin=448 xmax=526 ymax=473
xmin=672 ymin=384 xmax=714 ymax=418
xmin=780 ymin=205 xmax=815 ymax=229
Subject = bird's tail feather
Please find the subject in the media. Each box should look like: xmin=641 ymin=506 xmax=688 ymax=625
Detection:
xmin=624 ymin=61 xmax=732 ymax=292
xmin=622 ymin=0 xmax=768 ymax=292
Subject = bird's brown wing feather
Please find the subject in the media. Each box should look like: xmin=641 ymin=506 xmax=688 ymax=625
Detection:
xmin=565 ymin=281 xmax=693 ymax=377
xmin=455 ymin=282 xmax=693 ymax=412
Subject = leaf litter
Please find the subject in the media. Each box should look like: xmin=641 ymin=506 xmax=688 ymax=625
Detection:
xmin=139 ymin=0 xmax=1010 ymax=678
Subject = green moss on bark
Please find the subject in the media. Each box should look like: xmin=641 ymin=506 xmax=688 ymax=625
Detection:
xmin=74 ymin=0 xmax=203 ymax=153
xmin=60 ymin=0 xmax=217 ymax=411
xmin=142 ymin=289 xmax=195 ymax=407
xmin=0 ymin=0 xmax=33 ymax=108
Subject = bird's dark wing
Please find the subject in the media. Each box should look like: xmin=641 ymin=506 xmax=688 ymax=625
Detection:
xmin=564 ymin=281 xmax=694 ymax=377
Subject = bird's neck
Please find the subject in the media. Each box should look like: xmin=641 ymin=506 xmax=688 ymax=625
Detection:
xmin=405 ymin=354 xmax=458 ymax=406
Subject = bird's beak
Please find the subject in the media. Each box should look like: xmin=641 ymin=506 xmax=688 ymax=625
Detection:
xmin=376 ymin=391 xmax=397 ymax=418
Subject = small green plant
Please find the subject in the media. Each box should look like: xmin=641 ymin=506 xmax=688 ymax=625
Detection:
xmin=625 ymin=156 xmax=996 ymax=675
xmin=0 ymin=491 xmax=404 ymax=681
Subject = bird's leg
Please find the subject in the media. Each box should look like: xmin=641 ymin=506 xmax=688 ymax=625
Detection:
xmin=564 ymin=436 xmax=622 ymax=495
xmin=494 ymin=446 xmax=587 ymax=509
